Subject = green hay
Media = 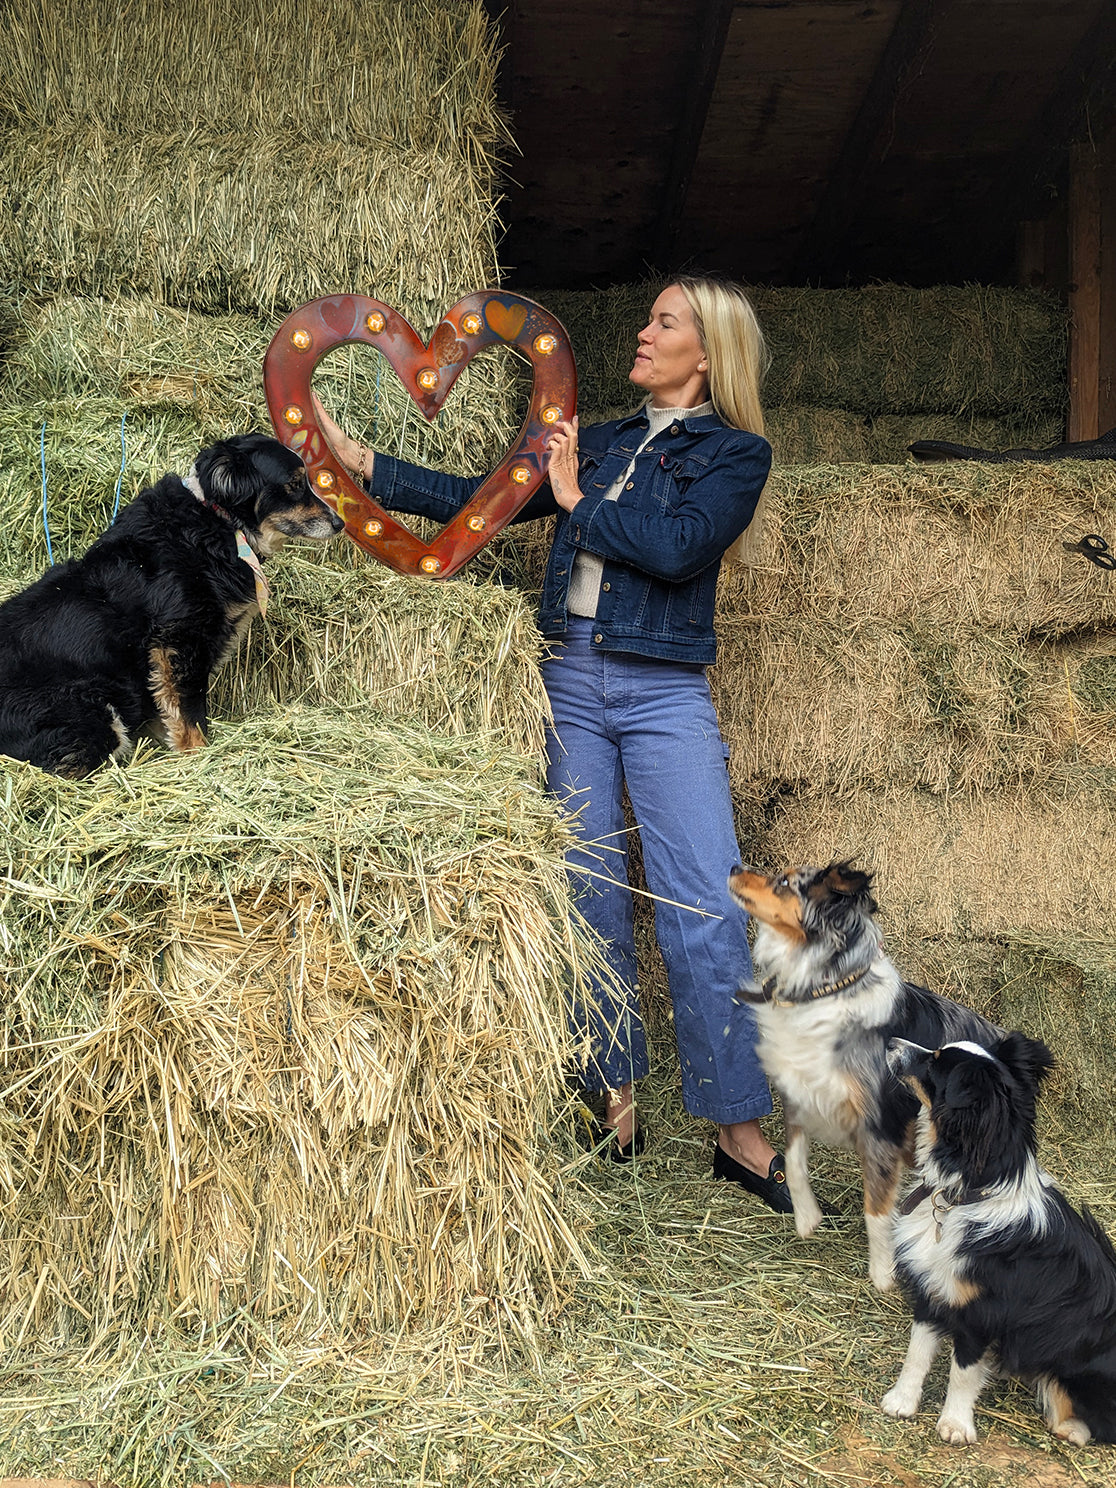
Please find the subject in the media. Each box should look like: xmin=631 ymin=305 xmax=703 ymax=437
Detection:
xmin=539 ymin=282 xmax=1068 ymax=423
xmin=1 ymin=1 xmax=508 ymax=315
xmin=865 ymin=412 xmax=1065 ymax=464
xmin=2 ymin=295 xmax=527 ymax=482
xmin=210 ymin=553 xmax=553 ymax=757
xmin=0 ymin=1098 xmax=1111 ymax=1488
xmin=0 ymin=398 xmax=207 ymax=577
xmin=0 ymin=705 xmax=599 ymax=1343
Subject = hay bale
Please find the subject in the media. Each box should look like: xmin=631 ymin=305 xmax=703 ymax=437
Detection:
xmin=538 ymin=282 xmax=1068 ymax=422
xmin=2 ymin=296 xmax=525 ymax=482
xmin=0 ymin=706 xmax=596 ymax=1342
xmin=211 ymin=554 xmax=553 ymax=756
xmin=736 ymin=461 xmax=1116 ymax=634
xmin=758 ymin=285 xmax=1068 ymax=417
xmin=745 ymin=785 xmax=1116 ymax=1125
xmin=754 ymin=782 xmax=1116 ymax=941
xmin=764 ymin=406 xmax=870 ymax=464
xmin=710 ymin=620 xmax=1116 ymax=795
xmin=865 ymin=412 xmax=1065 ymax=464
xmin=1 ymin=1 xmax=508 ymax=316
xmin=0 ymin=398 xmax=207 ymax=577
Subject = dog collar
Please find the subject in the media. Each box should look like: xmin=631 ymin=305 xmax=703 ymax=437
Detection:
xmin=182 ymin=470 xmax=269 ymax=616
xmin=760 ymin=961 xmax=874 ymax=1007
xmin=899 ymin=1181 xmax=992 ymax=1240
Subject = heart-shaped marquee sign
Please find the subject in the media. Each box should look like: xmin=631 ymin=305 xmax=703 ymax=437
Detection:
xmin=263 ymin=292 xmax=576 ymax=579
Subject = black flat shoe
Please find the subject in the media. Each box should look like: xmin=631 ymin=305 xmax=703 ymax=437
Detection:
xmin=589 ymin=1120 xmax=647 ymax=1163
xmin=712 ymin=1144 xmax=795 ymax=1213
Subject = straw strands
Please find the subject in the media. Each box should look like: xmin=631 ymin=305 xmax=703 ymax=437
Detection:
xmin=210 ymin=554 xmax=554 ymax=756
xmin=0 ymin=706 xmax=600 ymax=1344
xmin=539 ymin=282 xmax=1068 ymax=425
xmin=0 ymin=1 xmax=510 ymax=315
xmin=732 ymin=461 xmax=1116 ymax=633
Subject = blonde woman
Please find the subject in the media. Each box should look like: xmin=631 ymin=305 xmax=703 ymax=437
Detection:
xmin=317 ymin=277 xmax=789 ymax=1209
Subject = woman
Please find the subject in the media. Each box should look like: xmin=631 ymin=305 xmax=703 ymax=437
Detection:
xmin=314 ymin=277 xmax=791 ymax=1211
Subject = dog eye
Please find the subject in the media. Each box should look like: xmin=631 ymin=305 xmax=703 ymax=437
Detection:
xmin=777 ymin=875 xmax=789 ymax=889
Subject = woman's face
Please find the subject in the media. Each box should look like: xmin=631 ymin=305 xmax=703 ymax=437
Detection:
xmin=629 ymin=284 xmax=709 ymax=408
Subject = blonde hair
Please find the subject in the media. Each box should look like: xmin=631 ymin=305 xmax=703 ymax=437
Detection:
xmin=674 ymin=276 xmax=770 ymax=565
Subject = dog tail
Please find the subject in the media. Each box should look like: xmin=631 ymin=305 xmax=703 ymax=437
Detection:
xmin=1063 ymin=1363 xmax=1116 ymax=1442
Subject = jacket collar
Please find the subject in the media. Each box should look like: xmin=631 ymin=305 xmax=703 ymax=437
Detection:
xmin=613 ymin=402 xmax=724 ymax=433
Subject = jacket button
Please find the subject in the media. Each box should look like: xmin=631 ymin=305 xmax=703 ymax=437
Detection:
xmin=625 ymin=481 xmax=634 ymax=490
xmin=670 ymin=424 xmax=680 ymax=435
xmin=593 ymin=633 xmax=603 ymax=644
xmin=602 ymin=582 xmax=611 ymax=591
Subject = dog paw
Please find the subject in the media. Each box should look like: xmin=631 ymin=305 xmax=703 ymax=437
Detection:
xmin=1053 ymin=1417 xmax=1091 ymax=1446
xmin=881 ymin=1385 xmax=920 ymax=1418
xmin=869 ymin=1260 xmax=896 ymax=1292
xmin=936 ymin=1413 xmax=978 ymax=1445
xmin=793 ymin=1199 xmax=823 ymax=1238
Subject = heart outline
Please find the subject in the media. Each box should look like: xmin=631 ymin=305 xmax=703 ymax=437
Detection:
xmin=263 ymin=292 xmax=577 ymax=579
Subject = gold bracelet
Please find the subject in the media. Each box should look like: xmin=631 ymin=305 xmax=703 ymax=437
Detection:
xmin=356 ymin=447 xmax=368 ymax=482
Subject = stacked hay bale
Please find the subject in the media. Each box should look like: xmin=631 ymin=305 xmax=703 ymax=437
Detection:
xmin=541 ymin=282 xmax=1069 ymax=462
xmin=0 ymin=0 xmax=598 ymax=1348
xmin=711 ymin=460 xmax=1116 ymax=1129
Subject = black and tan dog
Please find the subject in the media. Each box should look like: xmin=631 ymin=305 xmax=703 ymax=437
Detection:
xmin=0 ymin=433 xmax=343 ymax=777
xmin=883 ymin=1034 xmax=1116 ymax=1445
xmin=728 ymin=862 xmax=1001 ymax=1290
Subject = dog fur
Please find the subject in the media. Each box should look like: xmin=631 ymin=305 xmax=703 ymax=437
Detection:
xmin=882 ymin=1033 xmax=1116 ymax=1445
xmin=0 ymin=432 xmax=343 ymax=777
xmin=727 ymin=862 xmax=1001 ymax=1290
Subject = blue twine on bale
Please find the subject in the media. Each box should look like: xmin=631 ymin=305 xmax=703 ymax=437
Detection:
xmin=112 ymin=411 xmax=127 ymax=523
xmin=39 ymin=421 xmax=53 ymax=566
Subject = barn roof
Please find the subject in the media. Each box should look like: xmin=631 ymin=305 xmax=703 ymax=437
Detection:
xmin=486 ymin=0 xmax=1116 ymax=288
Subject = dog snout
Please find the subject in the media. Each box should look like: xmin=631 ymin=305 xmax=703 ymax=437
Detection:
xmin=887 ymin=1037 xmax=930 ymax=1078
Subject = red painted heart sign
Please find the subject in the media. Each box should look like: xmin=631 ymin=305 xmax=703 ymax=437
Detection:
xmin=263 ymin=292 xmax=577 ymax=579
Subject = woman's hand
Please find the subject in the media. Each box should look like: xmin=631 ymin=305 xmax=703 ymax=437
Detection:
xmin=546 ymin=417 xmax=583 ymax=512
xmin=311 ymin=392 xmax=373 ymax=481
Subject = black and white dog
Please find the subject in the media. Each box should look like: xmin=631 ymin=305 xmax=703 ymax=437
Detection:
xmin=728 ymin=862 xmax=1002 ymax=1290
xmin=883 ymin=1034 xmax=1116 ymax=1445
xmin=0 ymin=433 xmax=344 ymax=777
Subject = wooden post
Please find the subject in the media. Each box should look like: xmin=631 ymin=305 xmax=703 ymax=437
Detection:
xmin=1100 ymin=126 xmax=1116 ymax=435
xmin=1068 ymin=139 xmax=1102 ymax=441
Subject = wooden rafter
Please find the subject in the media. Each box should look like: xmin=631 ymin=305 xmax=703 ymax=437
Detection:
xmin=995 ymin=0 xmax=1116 ymax=229
xmin=650 ymin=0 xmax=735 ymax=273
xmin=796 ymin=0 xmax=937 ymax=282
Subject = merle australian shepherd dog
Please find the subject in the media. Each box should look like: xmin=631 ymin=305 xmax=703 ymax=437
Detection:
xmin=883 ymin=1034 xmax=1116 ymax=1445
xmin=0 ymin=433 xmax=344 ymax=778
xmin=727 ymin=862 xmax=1001 ymax=1290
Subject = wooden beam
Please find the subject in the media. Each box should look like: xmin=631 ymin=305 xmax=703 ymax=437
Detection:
xmin=650 ymin=0 xmax=735 ymax=273
xmin=1099 ymin=126 xmax=1116 ymax=434
xmin=1068 ymin=140 xmax=1102 ymax=442
xmin=797 ymin=0 xmax=937 ymax=282
xmin=985 ymin=1 xmax=1116 ymax=233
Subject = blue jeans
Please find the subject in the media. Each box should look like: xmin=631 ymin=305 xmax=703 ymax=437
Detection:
xmin=542 ymin=618 xmax=772 ymax=1125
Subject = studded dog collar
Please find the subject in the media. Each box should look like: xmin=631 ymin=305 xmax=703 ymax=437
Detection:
xmin=760 ymin=961 xmax=874 ymax=1008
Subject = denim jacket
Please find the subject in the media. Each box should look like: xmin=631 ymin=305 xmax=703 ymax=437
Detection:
xmin=369 ymin=406 xmax=771 ymax=665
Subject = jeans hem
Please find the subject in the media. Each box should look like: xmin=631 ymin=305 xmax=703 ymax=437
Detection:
xmin=683 ymin=1093 xmax=773 ymax=1126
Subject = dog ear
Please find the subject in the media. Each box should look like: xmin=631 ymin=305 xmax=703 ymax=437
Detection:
xmin=990 ymin=1030 xmax=1056 ymax=1091
xmin=820 ymin=860 xmax=878 ymax=913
